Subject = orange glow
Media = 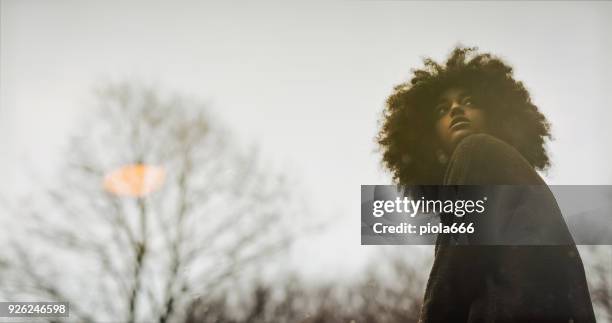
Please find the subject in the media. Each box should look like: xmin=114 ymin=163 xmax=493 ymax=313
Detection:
xmin=103 ymin=164 xmax=166 ymax=197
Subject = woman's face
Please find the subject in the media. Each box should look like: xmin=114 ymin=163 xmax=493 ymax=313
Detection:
xmin=434 ymin=87 xmax=488 ymax=154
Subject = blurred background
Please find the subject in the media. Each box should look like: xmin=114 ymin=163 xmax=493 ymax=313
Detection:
xmin=0 ymin=1 xmax=611 ymax=322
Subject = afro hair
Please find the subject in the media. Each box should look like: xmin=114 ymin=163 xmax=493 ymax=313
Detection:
xmin=377 ymin=46 xmax=551 ymax=185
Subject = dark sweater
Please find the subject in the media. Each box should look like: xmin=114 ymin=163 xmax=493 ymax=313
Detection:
xmin=418 ymin=134 xmax=596 ymax=323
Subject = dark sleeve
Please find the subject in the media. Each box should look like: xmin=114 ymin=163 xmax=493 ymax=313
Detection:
xmin=419 ymin=134 xmax=596 ymax=323
xmin=444 ymin=133 xmax=574 ymax=246
xmin=443 ymin=133 xmax=545 ymax=186
xmin=421 ymin=134 xmax=521 ymax=322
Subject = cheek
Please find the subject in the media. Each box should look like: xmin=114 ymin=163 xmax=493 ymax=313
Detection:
xmin=469 ymin=110 xmax=487 ymax=130
xmin=435 ymin=118 xmax=449 ymax=139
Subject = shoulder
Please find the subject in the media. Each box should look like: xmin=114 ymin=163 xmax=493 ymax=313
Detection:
xmin=444 ymin=133 xmax=545 ymax=185
xmin=453 ymin=133 xmax=514 ymax=157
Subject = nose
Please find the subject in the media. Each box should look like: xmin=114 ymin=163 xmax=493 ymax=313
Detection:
xmin=449 ymin=101 xmax=465 ymax=118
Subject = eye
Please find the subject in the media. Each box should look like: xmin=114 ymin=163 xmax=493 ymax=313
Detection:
xmin=462 ymin=96 xmax=473 ymax=106
xmin=435 ymin=104 xmax=449 ymax=117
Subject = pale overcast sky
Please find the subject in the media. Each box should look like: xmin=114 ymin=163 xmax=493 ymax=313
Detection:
xmin=1 ymin=1 xmax=611 ymax=280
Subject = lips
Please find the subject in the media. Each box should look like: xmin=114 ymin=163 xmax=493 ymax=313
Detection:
xmin=449 ymin=116 xmax=470 ymax=130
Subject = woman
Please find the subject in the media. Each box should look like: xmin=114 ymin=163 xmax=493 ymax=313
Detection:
xmin=378 ymin=47 xmax=595 ymax=322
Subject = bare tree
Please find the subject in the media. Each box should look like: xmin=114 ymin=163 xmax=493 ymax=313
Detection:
xmin=185 ymin=250 xmax=426 ymax=323
xmin=0 ymin=83 xmax=300 ymax=323
xmin=579 ymin=245 xmax=612 ymax=322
